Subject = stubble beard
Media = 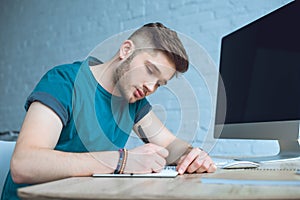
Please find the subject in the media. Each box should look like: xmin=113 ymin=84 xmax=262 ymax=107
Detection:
xmin=113 ymin=58 xmax=133 ymax=103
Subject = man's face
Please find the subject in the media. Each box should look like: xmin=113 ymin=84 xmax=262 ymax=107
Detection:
xmin=113 ymin=50 xmax=176 ymax=103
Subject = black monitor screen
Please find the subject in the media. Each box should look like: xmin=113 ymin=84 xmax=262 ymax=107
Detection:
xmin=216 ymin=1 xmax=300 ymax=125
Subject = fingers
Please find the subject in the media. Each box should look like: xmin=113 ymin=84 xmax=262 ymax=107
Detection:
xmin=194 ymin=158 xmax=216 ymax=173
xmin=155 ymin=145 xmax=169 ymax=158
xmin=177 ymin=148 xmax=217 ymax=174
xmin=144 ymin=143 xmax=169 ymax=158
xmin=127 ymin=144 xmax=216 ymax=175
xmin=177 ymin=148 xmax=202 ymax=174
xmin=146 ymin=143 xmax=168 ymax=172
xmin=152 ymin=160 xmax=166 ymax=173
xmin=207 ymin=162 xmax=218 ymax=173
xmin=126 ymin=143 xmax=168 ymax=174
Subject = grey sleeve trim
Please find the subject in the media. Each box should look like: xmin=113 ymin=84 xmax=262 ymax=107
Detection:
xmin=25 ymin=91 xmax=69 ymax=126
xmin=134 ymin=103 xmax=152 ymax=124
xmin=88 ymin=56 xmax=103 ymax=66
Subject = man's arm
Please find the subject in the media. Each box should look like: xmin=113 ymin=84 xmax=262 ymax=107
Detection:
xmin=11 ymin=102 xmax=168 ymax=184
xmin=133 ymin=110 xmax=217 ymax=174
xmin=11 ymin=102 xmax=121 ymax=184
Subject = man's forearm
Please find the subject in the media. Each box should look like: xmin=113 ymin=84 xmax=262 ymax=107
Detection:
xmin=10 ymin=147 xmax=118 ymax=184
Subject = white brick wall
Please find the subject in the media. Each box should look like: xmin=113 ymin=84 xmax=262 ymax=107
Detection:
xmin=0 ymin=0 xmax=293 ymax=156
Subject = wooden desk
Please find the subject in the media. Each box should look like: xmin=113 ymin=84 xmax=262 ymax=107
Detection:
xmin=18 ymin=161 xmax=300 ymax=200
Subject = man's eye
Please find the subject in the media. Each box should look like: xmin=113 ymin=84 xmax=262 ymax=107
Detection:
xmin=156 ymin=81 xmax=165 ymax=87
xmin=146 ymin=66 xmax=153 ymax=74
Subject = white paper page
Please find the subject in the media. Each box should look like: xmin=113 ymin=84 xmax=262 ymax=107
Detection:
xmin=92 ymin=166 xmax=178 ymax=178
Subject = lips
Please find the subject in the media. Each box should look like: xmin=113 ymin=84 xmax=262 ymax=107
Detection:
xmin=134 ymin=88 xmax=145 ymax=99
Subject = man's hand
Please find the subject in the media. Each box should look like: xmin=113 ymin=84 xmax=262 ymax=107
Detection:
xmin=176 ymin=148 xmax=217 ymax=174
xmin=124 ymin=143 xmax=169 ymax=174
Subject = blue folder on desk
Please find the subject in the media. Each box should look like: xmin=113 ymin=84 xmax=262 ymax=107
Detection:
xmin=201 ymin=170 xmax=300 ymax=186
xmin=201 ymin=177 xmax=300 ymax=186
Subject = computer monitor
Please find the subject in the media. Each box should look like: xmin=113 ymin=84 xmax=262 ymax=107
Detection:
xmin=214 ymin=1 xmax=300 ymax=162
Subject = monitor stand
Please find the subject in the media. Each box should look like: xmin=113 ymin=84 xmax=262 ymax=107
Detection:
xmin=235 ymin=139 xmax=300 ymax=163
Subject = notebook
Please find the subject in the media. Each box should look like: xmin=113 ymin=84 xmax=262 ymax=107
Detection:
xmin=92 ymin=166 xmax=178 ymax=178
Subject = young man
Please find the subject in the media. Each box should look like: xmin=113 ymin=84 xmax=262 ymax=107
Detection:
xmin=1 ymin=22 xmax=216 ymax=200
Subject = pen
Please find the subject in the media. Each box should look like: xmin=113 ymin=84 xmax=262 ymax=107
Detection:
xmin=137 ymin=125 xmax=150 ymax=144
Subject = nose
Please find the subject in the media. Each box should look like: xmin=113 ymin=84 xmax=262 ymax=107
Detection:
xmin=144 ymin=81 xmax=158 ymax=95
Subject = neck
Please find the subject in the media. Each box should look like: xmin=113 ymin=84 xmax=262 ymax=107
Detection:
xmin=90 ymin=57 xmax=121 ymax=96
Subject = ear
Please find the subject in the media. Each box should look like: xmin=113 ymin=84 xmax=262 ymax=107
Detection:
xmin=119 ymin=40 xmax=134 ymax=60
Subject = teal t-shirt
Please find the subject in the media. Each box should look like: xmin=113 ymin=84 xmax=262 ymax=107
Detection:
xmin=1 ymin=57 xmax=151 ymax=200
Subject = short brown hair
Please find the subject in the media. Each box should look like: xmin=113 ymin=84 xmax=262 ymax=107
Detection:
xmin=128 ymin=22 xmax=189 ymax=73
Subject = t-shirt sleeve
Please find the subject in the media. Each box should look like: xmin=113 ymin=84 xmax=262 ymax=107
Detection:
xmin=134 ymin=98 xmax=152 ymax=124
xmin=24 ymin=65 xmax=75 ymax=126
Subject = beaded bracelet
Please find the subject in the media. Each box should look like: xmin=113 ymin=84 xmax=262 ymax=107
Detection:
xmin=114 ymin=149 xmax=125 ymax=174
